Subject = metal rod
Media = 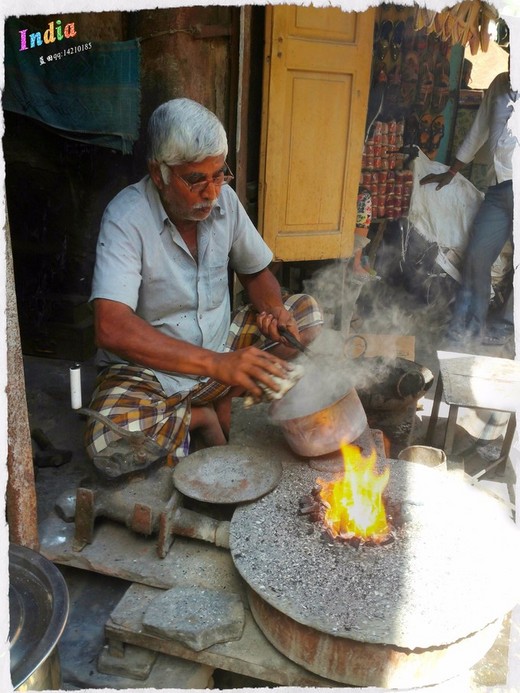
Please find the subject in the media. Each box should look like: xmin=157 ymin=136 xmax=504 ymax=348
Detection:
xmin=277 ymin=326 xmax=314 ymax=356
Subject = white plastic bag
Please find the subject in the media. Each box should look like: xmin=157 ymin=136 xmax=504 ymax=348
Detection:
xmin=408 ymin=149 xmax=484 ymax=252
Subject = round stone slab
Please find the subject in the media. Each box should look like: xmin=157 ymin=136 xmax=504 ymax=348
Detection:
xmin=142 ymin=586 xmax=245 ymax=651
xmin=173 ymin=445 xmax=282 ymax=504
xmin=230 ymin=459 xmax=520 ymax=649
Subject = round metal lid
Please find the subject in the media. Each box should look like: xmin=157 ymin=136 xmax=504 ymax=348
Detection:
xmin=173 ymin=445 xmax=283 ymax=504
xmin=9 ymin=544 xmax=69 ymax=689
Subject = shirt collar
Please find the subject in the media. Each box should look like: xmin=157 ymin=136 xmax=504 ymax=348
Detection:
xmin=144 ymin=175 xmax=170 ymax=233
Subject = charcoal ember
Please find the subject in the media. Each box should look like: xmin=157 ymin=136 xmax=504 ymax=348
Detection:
xmin=348 ymin=536 xmax=362 ymax=550
xmin=309 ymin=509 xmax=325 ymax=523
xmin=311 ymin=483 xmax=322 ymax=496
xmin=298 ymin=494 xmax=315 ymax=508
xmin=324 ymin=528 xmax=336 ymax=543
xmin=298 ymin=493 xmax=320 ymax=516
xmin=299 ymin=503 xmax=319 ymax=515
xmin=380 ymin=534 xmax=395 ymax=547
xmin=339 ymin=531 xmax=356 ymax=542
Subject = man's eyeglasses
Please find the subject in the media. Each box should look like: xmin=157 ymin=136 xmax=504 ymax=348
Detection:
xmin=166 ymin=162 xmax=234 ymax=193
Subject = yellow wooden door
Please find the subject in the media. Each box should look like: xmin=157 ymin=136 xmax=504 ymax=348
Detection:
xmin=258 ymin=5 xmax=375 ymax=261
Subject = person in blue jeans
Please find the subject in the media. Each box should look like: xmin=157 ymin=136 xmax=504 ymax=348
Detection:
xmin=420 ymin=70 xmax=516 ymax=345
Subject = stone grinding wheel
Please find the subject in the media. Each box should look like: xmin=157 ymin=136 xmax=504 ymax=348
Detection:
xmin=229 ymin=459 xmax=520 ymax=649
xmin=173 ymin=445 xmax=283 ymax=504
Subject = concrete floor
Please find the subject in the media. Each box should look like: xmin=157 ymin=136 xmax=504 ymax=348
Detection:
xmin=18 ymin=277 xmax=519 ymax=691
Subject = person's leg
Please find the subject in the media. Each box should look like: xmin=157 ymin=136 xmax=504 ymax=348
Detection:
xmin=84 ymin=364 xmax=192 ymax=464
xmin=501 ymin=288 xmax=514 ymax=325
xmin=189 ymin=380 xmax=233 ymax=445
xmin=486 ymin=244 xmax=514 ymax=337
xmin=450 ymin=181 xmax=513 ymax=338
xmin=213 ymin=395 xmax=232 ymax=440
xmin=189 ymin=404 xmax=228 ymax=449
xmin=353 ymin=189 xmax=373 ymax=276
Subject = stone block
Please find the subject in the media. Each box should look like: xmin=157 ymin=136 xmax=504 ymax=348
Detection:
xmin=142 ymin=586 xmax=245 ymax=651
xmin=97 ymin=642 xmax=157 ymax=680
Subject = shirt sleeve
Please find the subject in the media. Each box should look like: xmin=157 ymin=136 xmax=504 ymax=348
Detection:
xmin=455 ymin=74 xmax=497 ymax=164
xmin=90 ymin=203 xmax=143 ymax=310
xmin=225 ymin=188 xmax=273 ymax=274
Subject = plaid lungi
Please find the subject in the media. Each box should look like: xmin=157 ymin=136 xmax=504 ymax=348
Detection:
xmin=84 ymin=293 xmax=322 ymax=463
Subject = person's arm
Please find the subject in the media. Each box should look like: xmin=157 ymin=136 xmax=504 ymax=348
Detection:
xmin=237 ymin=268 xmax=303 ymax=348
xmin=420 ymin=73 xmax=498 ymax=191
xmin=93 ymin=298 xmax=288 ymax=397
xmin=419 ymin=157 xmax=465 ymax=190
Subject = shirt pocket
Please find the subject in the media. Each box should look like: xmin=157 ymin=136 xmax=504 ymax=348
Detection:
xmin=206 ymin=262 xmax=230 ymax=309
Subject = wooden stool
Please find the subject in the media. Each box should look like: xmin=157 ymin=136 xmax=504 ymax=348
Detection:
xmin=426 ymin=351 xmax=519 ymax=477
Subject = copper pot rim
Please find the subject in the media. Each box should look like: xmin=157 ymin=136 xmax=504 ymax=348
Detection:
xmin=269 ymin=385 xmax=359 ymax=423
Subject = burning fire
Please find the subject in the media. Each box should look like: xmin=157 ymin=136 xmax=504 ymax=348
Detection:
xmin=317 ymin=443 xmax=390 ymax=543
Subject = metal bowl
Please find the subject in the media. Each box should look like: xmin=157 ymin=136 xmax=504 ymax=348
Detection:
xmin=9 ymin=544 xmax=69 ymax=691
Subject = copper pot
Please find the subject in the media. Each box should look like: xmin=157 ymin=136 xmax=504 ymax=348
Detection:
xmin=269 ymin=363 xmax=367 ymax=456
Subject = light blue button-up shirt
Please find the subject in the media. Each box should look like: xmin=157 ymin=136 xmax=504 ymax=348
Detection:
xmin=91 ymin=176 xmax=273 ymax=395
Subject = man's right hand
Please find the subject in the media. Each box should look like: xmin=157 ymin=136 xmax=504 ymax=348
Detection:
xmin=210 ymin=347 xmax=290 ymax=400
xmin=419 ymin=171 xmax=454 ymax=191
xmin=94 ymin=299 xmax=290 ymax=401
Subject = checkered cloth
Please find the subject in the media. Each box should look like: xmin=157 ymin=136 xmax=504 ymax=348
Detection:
xmin=84 ymin=293 xmax=322 ymax=463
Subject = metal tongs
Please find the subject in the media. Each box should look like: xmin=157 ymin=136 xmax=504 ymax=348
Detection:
xmin=278 ymin=325 xmax=315 ymax=357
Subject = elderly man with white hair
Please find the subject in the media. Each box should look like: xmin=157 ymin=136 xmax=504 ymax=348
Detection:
xmin=85 ymin=98 xmax=322 ymax=462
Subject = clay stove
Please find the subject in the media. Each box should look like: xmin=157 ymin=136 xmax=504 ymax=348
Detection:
xmin=229 ymin=457 xmax=520 ymax=689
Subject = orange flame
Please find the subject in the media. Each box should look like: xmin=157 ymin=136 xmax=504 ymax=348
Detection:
xmin=317 ymin=443 xmax=390 ymax=542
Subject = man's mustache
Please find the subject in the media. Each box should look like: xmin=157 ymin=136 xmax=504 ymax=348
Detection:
xmin=193 ymin=199 xmax=217 ymax=211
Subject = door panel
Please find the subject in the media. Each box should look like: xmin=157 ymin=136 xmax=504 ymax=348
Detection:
xmin=259 ymin=5 xmax=374 ymax=261
xmin=284 ymin=73 xmax=351 ymax=228
xmin=292 ymin=5 xmax=356 ymax=37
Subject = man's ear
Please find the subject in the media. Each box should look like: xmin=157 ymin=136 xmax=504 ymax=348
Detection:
xmin=148 ymin=161 xmax=164 ymax=189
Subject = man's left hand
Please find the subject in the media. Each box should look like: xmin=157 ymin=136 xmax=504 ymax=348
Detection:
xmin=257 ymin=307 xmax=299 ymax=346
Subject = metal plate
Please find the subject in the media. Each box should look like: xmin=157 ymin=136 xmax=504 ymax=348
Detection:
xmin=173 ymin=445 xmax=282 ymax=504
xmin=9 ymin=544 xmax=69 ymax=689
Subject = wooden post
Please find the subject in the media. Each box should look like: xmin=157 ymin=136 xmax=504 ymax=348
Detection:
xmin=6 ymin=219 xmax=39 ymax=550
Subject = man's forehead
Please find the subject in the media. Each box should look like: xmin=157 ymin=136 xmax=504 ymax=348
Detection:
xmin=179 ymin=156 xmax=225 ymax=170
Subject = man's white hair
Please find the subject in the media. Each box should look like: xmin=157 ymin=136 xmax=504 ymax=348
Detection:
xmin=147 ymin=98 xmax=228 ymax=185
